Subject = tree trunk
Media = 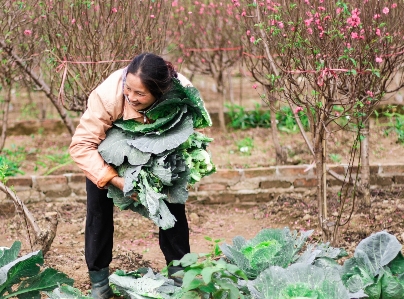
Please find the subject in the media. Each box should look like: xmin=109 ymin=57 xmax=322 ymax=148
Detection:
xmin=360 ymin=119 xmax=371 ymax=207
xmin=0 ymin=40 xmax=76 ymax=136
xmin=228 ymin=69 xmax=234 ymax=104
xmin=215 ymin=74 xmax=227 ymax=132
xmin=0 ymin=84 xmax=11 ymax=151
xmin=266 ymin=90 xmax=287 ymax=164
xmin=315 ymin=131 xmax=331 ymax=241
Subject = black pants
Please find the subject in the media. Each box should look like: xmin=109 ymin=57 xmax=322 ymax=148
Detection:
xmin=85 ymin=178 xmax=190 ymax=271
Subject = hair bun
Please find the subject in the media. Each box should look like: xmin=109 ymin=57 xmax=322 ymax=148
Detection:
xmin=166 ymin=61 xmax=178 ymax=78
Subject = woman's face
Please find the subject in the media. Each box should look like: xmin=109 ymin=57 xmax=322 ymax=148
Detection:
xmin=124 ymin=73 xmax=156 ymax=111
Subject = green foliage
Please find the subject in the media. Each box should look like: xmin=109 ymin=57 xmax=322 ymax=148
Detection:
xmin=0 ymin=241 xmax=74 ymax=298
xmin=236 ymin=137 xmax=254 ymax=156
xmin=36 ymin=149 xmax=73 ymax=176
xmin=225 ymin=102 xmax=270 ymax=130
xmin=220 ymin=228 xmax=313 ymax=279
xmin=225 ymin=103 xmax=309 ymax=132
xmin=382 ymin=112 xmax=404 ymax=144
xmin=250 ymin=263 xmax=353 ymax=299
xmin=329 ymin=153 xmax=342 ymax=164
xmin=169 ymin=248 xmax=249 ymax=299
xmin=109 ymin=268 xmax=178 ymax=299
xmin=0 ymin=146 xmax=26 ymax=177
xmin=341 ymin=231 xmax=404 ymax=299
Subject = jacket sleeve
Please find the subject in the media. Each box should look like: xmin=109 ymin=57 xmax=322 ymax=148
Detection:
xmin=69 ymin=89 xmax=119 ymax=188
xmin=69 ymin=71 xmax=192 ymax=188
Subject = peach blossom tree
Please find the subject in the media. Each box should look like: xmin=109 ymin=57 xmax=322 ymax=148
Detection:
xmin=236 ymin=0 xmax=404 ymax=242
xmin=170 ymin=0 xmax=243 ymax=131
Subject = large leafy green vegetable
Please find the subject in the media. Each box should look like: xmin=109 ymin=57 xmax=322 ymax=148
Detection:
xmin=341 ymin=231 xmax=404 ymax=299
xmin=248 ymin=263 xmax=359 ymax=299
xmin=109 ymin=268 xmax=179 ymax=299
xmin=0 ymin=241 xmax=73 ymax=298
xmin=220 ymin=228 xmax=314 ymax=279
xmin=99 ymin=78 xmax=215 ymax=229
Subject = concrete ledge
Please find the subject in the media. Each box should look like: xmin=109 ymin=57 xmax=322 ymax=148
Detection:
xmin=2 ymin=164 xmax=403 ymax=205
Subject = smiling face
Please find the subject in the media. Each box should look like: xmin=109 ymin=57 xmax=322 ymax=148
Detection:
xmin=124 ymin=73 xmax=156 ymax=111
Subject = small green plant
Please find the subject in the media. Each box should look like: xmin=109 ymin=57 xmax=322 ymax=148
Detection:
xmin=0 ymin=146 xmax=26 ymax=177
xmin=36 ymin=148 xmax=74 ymax=176
xmin=329 ymin=153 xmax=342 ymax=163
xmin=19 ymin=102 xmax=40 ymax=120
xmin=276 ymin=106 xmax=310 ymax=133
xmin=382 ymin=112 xmax=404 ymax=144
xmin=166 ymin=236 xmax=249 ymax=299
xmin=236 ymin=137 xmax=254 ymax=156
xmin=225 ymin=102 xmax=271 ymax=130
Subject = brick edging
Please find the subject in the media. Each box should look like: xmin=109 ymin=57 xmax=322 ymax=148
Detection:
xmin=2 ymin=164 xmax=404 ymax=205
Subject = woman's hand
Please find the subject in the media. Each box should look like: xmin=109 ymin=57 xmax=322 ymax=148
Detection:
xmin=109 ymin=176 xmax=138 ymax=201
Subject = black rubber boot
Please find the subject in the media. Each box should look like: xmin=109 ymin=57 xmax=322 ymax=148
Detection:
xmin=89 ymin=267 xmax=114 ymax=299
xmin=168 ymin=266 xmax=184 ymax=287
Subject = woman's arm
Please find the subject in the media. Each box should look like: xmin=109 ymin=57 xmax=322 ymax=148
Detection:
xmin=69 ymin=70 xmax=125 ymax=188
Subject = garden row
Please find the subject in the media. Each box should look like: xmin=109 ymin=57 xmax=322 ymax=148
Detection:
xmin=2 ymin=164 xmax=404 ymax=205
xmin=2 ymin=227 xmax=403 ymax=298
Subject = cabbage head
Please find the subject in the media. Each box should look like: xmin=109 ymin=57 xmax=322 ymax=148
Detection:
xmin=248 ymin=263 xmax=353 ymax=299
xmin=220 ymin=228 xmax=313 ymax=279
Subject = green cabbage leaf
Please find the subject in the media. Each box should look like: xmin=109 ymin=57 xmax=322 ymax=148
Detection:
xmin=341 ymin=231 xmax=404 ymax=299
xmin=220 ymin=228 xmax=313 ymax=279
xmin=248 ymin=263 xmax=357 ymax=299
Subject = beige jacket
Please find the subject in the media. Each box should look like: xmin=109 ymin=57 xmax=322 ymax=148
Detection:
xmin=69 ymin=68 xmax=192 ymax=188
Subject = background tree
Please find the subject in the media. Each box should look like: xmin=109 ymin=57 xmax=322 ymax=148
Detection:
xmin=171 ymin=0 xmax=243 ymax=131
xmin=238 ymin=0 xmax=404 ymax=243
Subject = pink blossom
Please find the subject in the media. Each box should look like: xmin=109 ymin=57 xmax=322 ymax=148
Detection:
xmin=375 ymin=57 xmax=383 ymax=63
xmin=382 ymin=7 xmax=389 ymax=14
xmin=346 ymin=43 xmax=351 ymax=49
xmin=294 ymin=107 xmax=304 ymax=114
xmin=252 ymin=84 xmax=258 ymax=89
xmin=250 ymin=36 xmax=255 ymax=43
xmin=374 ymin=14 xmax=380 ymax=19
xmin=177 ymin=58 xmax=183 ymax=63
xmin=71 ymin=19 xmax=76 ymax=24
xmin=391 ymin=3 xmax=397 ymax=8
xmin=246 ymin=30 xmax=250 ymax=36
xmin=335 ymin=112 xmax=340 ymax=117
xmin=375 ymin=28 xmax=381 ymax=36
xmin=336 ymin=8 xmax=342 ymax=14
xmin=318 ymin=6 xmax=325 ymax=11
xmin=304 ymin=18 xmax=313 ymax=27
xmin=366 ymin=100 xmax=371 ymax=105
xmin=307 ymin=28 xmax=313 ymax=35
xmin=366 ymin=90 xmax=374 ymax=97
xmin=277 ymin=22 xmax=284 ymax=29
xmin=241 ymin=10 xmax=246 ymax=16
xmin=347 ymin=8 xmax=361 ymax=27
xmin=23 ymin=29 xmax=32 ymax=36
xmin=351 ymin=32 xmax=359 ymax=39
xmin=111 ymin=7 xmax=118 ymax=13
xmin=172 ymin=0 xmax=178 ymax=7
xmin=150 ymin=14 xmax=155 ymax=18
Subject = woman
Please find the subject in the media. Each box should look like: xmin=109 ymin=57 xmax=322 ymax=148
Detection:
xmin=69 ymin=53 xmax=191 ymax=298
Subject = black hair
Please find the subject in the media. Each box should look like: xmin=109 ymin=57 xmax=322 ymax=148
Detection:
xmin=127 ymin=53 xmax=177 ymax=101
